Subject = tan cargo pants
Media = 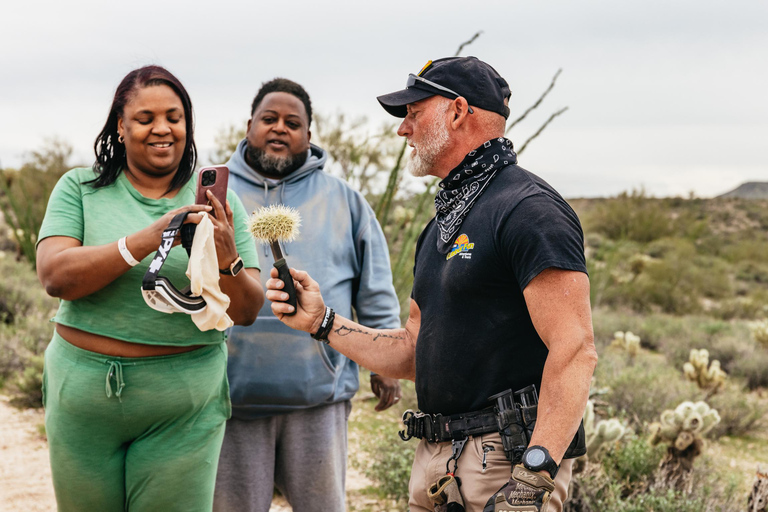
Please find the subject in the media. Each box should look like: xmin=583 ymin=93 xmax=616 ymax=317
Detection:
xmin=408 ymin=432 xmax=573 ymax=512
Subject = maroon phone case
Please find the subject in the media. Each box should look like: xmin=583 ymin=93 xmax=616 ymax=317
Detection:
xmin=195 ymin=166 xmax=229 ymax=215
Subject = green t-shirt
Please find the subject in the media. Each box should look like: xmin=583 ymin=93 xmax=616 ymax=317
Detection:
xmin=38 ymin=167 xmax=260 ymax=346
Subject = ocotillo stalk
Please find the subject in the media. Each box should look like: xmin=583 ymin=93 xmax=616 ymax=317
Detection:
xmin=248 ymin=205 xmax=302 ymax=315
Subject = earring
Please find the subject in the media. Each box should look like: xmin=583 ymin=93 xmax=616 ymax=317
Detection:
xmin=118 ymin=134 xmax=124 ymax=144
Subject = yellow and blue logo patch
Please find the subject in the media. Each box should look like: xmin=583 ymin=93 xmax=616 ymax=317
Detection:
xmin=446 ymin=234 xmax=475 ymax=260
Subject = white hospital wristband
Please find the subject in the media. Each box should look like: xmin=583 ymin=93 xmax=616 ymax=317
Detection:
xmin=118 ymin=236 xmax=140 ymax=267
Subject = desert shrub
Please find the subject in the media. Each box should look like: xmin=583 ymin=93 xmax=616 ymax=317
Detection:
xmin=713 ymin=296 xmax=768 ymax=320
xmin=358 ymin=435 xmax=415 ymax=501
xmin=569 ymin=443 xmax=743 ymax=512
xmin=707 ymin=385 xmax=768 ymax=437
xmin=0 ymin=139 xmax=74 ymax=266
xmin=601 ymin=434 xmax=665 ymax=488
xmin=735 ymin=261 xmax=768 ymax=284
xmin=349 ymin=375 xmax=417 ymax=504
xmin=734 ymin=349 xmax=768 ymax=390
xmin=591 ymin=239 xmax=731 ymax=315
xmin=584 ymin=190 xmax=673 ymax=244
xmin=0 ymin=253 xmax=57 ymax=405
xmin=596 ymin=350 xmax=699 ymax=427
xmin=721 ymin=239 xmax=768 ymax=264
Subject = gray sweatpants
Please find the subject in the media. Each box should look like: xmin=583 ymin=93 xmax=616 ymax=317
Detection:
xmin=213 ymin=400 xmax=351 ymax=512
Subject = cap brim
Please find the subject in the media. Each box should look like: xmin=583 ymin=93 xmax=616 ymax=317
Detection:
xmin=376 ymin=87 xmax=436 ymax=118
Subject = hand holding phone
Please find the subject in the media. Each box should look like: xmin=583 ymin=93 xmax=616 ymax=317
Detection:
xmin=196 ymin=166 xmax=229 ymax=217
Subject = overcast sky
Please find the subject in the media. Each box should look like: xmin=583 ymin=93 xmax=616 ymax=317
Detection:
xmin=1 ymin=0 xmax=766 ymax=198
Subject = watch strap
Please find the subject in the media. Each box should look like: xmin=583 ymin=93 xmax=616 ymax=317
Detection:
xmin=220 ymin=256 xmax=243 ymax=276
xmin=523 ymin=445 xmax=559 ymax=479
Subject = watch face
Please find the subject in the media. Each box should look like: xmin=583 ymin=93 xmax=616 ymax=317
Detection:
xmin=526 ymin=448 xmax=546 ymax=467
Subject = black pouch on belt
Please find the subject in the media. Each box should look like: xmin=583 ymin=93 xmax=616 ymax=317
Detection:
xmin=427 ymin=474 xmax=465 ymax=512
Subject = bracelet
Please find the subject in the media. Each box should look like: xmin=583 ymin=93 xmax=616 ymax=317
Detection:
xmin=312 ymin=307 xmax=335 ymax=343
xmin=118 ymin=236 xmax=140 ymax=267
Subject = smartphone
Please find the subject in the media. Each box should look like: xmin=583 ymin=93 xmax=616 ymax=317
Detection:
xmin=196 ymin=166 xmax=229 ymax=216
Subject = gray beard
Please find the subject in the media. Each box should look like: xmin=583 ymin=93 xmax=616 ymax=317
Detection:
xmin=407 ymin=111 xmax=451 ymax=178
xmin=245 ymin=144 xmax=308 ymax=178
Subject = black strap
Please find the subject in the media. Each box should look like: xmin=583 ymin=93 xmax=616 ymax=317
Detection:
xmin=142 ymin=212 xmax=193 ymax=291
xmin=400 ymin=408 xmax=498 ymax=443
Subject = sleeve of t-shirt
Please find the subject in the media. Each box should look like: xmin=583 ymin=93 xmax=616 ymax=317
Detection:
xmin=228 ymin=189 xmax=260 ymax=270
xmin=499 ymin=193 xmax=587 ymax=292
xmin=37 ymin=169 xmax=86 ymax=246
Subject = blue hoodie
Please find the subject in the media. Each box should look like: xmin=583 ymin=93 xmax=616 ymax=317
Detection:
xmin=225 ymin=140 xmax=401 ymax=418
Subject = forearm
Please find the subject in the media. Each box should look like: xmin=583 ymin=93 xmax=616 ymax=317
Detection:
xmin=37 ymin=231 xmax=156 ymax=300
xmin=529 ymin=335 xmax=597 ymax=463
xmin=219 ymin=268 xmax=263 ymax=325
xmin=323 ymin=314 xmax=416 ymax=380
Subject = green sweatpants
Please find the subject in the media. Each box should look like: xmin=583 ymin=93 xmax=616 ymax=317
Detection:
xmin=43 ymin=332 xmax=231 ymax=512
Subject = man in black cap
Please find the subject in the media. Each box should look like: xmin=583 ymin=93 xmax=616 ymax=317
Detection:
xmin=265 ymin=56 xmax=597 ymax=512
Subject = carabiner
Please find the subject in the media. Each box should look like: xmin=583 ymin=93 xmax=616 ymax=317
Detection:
xmin=445 ymin=438 xmax=467 ymax=475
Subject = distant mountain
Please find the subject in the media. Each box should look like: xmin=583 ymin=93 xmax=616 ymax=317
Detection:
xmin=717 ymin=182 xmax=768 ymax=199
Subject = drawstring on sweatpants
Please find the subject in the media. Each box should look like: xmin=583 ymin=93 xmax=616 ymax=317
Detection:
xmin=105 ymin=360 xmax=125 ymax=402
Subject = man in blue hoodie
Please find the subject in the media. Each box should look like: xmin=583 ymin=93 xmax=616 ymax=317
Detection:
xmin=213 ymin=78 xmax=402 ymax=512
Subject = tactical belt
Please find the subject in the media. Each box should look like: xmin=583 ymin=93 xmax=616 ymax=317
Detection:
xmin=399 ymin=407 xmax=499 ymax=442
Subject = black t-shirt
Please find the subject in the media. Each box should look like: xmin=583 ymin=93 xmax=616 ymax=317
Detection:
xmin=412 ymin=164 xmax=587 ymax=415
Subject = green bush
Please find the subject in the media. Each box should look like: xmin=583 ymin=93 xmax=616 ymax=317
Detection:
xmin=708 ymin=385 xmax=768 ymax=437
xmin=596 ymin=350 xmax=699 ymax=427
xmin=601 ymin=435 xmax=665 ymax=488
xmin=584 ymin=190 xmax=673 ymax=244
xmin=0 ymin=253 xmax=57 ymax=405
xmin=0 ymin=138 xmax=74 ymax=266
xmin=359 ymin=435 xmax=415 ymax=501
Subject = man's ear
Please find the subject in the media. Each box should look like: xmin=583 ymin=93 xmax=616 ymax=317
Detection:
xmin=450 ymin=97 xmax=471 ymax=130
xmin=246 ymin=117 xmax=252 ymax=133
xmin=307 ymin=129 xmax=311 ymax=143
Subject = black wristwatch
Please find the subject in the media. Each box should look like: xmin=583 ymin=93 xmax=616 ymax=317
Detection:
xmin=522 ymin=445 xmax=559 ymax=479
xmin=220 ymin=256 xmax=244 ymax=276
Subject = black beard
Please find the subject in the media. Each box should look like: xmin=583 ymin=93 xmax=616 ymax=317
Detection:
xmin=244 ymin=144 xmax=308 ymax=178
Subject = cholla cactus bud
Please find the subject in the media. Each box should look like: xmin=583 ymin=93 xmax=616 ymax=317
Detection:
xmin=611 ymin=331 xmax=641 ymax=358
xmin=683 ymin=348 xmax=727 ymax=392
xmin=576 ymin=400 xmax=626 ymax=471
xmin=586 ymin=419 xmax=625 ymax=457
xmin=649 ymin=400 xmax=720 ymax=447
xmin=749 ymin=320 xmax=768 ymax=348
xmin=583 ymin=400 xmax=596 ymax=438
xmin=675 ymin=431 xmax=695 ymax=451
xmin=700 ymin=408 xmax=721 ymax=436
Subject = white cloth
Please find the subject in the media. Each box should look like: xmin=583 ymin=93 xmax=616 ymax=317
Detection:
xmin=186 ymin=212 xmax=233 ymax=331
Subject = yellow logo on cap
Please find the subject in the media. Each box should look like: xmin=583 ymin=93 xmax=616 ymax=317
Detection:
xmin=417 ymin=60 xmax=433 ymax=76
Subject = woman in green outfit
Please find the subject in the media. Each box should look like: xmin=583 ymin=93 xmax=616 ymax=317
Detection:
xmin=36 ymin=65 xmax=264 ymax=511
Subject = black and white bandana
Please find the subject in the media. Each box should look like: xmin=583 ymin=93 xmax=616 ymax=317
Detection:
xmin=434 ymin=137 xmax=517 ymax=254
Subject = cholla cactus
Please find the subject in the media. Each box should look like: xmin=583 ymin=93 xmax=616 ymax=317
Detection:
xmin=574 ymin=400 xmax=625 ymax=473
xmin=683 ymin=349 xmax=726 ymax=393
xmin=749 ymin=320 xmax=768 ymax=348
xmin=749 ymin=464 xmax=768 ymax=512
xmin=648 ymin=401 xmax=721 ymax=493
xmin=611 ymin=331 xmax=641 ymax=359
xmin=584 ymin=401 xmax=625 ymax=457
xmin=628 ymin=253 xmax=653 ymax=276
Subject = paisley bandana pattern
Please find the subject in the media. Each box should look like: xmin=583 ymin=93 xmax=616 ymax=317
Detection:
xmin=434 ymin=137 xmax=517 ymax=254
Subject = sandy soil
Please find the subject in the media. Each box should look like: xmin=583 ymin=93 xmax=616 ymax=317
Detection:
xmin=0 ymin=395 xmax=377 ymax=512
xmin=0 ymin=396 xmax=54 ymax=512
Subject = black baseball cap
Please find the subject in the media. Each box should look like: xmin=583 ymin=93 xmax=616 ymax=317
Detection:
xmin=377 ymin=56 xmax=511 ymax=119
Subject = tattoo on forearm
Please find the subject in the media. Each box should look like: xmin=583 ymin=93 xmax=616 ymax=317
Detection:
xmin=334 ymin=324 xmax=405 ymax=342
